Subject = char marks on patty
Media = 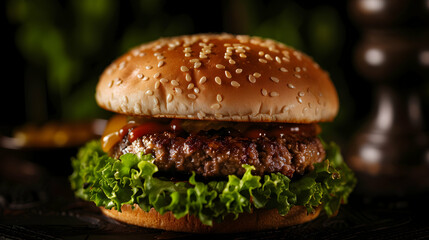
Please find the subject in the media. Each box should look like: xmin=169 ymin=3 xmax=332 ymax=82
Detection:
xmin=111 ymin=129 xmax=325 ymax=178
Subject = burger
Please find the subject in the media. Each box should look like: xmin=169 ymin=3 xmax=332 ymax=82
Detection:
xmin=70 ymin=33 xmax=356 ymax=233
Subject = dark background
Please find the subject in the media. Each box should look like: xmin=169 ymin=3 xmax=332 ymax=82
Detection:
xmin=1 ymin=0 xmax=387 ymax=148
xmin=2 ymin=1 xmax=429 ymax=239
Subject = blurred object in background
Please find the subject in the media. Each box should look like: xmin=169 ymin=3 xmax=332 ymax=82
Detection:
xmin=0 ymin=119 xmax=106 ymax=176
xmin=2 ymin=120 xmax=106 ymax=149
xmin=347 ymin=0 xmax=429 ymax=196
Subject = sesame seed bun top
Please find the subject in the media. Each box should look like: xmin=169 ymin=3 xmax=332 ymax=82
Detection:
xmin=96 ymin=33 xmax=339 ymax=123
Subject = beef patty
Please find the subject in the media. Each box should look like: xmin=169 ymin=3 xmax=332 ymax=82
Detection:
xmin=111 ymin=128 xmax=325 ymax=179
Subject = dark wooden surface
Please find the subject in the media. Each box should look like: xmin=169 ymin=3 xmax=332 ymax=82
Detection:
xmin=1 ymin=148 xmax=429 ymax=240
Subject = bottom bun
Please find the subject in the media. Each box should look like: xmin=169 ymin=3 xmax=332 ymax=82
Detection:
xmin=100 ymin=204 xmax=321 ymax=233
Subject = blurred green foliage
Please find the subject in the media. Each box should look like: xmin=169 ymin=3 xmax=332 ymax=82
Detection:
xmin=6 ymin=0 xmax=350 ymax=141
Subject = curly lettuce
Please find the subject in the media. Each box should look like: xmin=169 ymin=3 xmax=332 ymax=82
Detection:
xmin=70 ymin=140 xmax=356 ymax=226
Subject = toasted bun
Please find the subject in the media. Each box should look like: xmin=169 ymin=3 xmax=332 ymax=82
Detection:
xmin=96 ymin=33 xmax=338 ymax=123
xmin=100 ymin=204 xmax=321 ymax=233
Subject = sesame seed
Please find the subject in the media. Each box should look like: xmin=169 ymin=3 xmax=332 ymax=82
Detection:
xmin=295 ymin=67 xmax=301 ymax=72
xmin=138 ymin=52 xmax=145 ymax=57
xmin=258 ymin=58 xmax=267 ymax=63
xmin=258 ymin=51 xmax=264 ymax=56
xmin=198 ymin=111 xmax=206 ymax=118
xmin=270 ymin=91 xmax=279 ymax=97
xmin=239 ymin=53 xmax=247 ymax=58
xmin=302 ymin=107 xmax=308 ymax=114
xmin=270 ymin=77 xmax=280 ymax=83
xmin=217 ymin=94 xmax=223 ymax=102
xmin=298 ymin=91 xmax=305 ymax=97
xmin=180 ymin=66 xmax=189 ymax=72
xmin=145 ymin=90 xmax=154 ymax=96
xmin=187 ymin=94 xmax=197 ymax=99
xmin=214 ymin=113 xmax=222 ymax=118
xmin=194 ymin=62 xmax=202 ymax=68
xmin=185 ymin=73 xmax=192 ymax=82
xmin=199 ymin=76 xmax=207 ymax=84
xmin=265 ymin=54 xmax=273 ymax=60
xmin=229 ymin=59 xmax=236 ymax=65
xmin=115 ymin=78 xmax=122 ymax=85
xmin=160 ymin=78 xmax=168 ymax=83
xmin=261 ymin=88 xmax=268 ymax=96
xmin=154 ymin=81 xmax=160 ymax=89
xmin=137 ymin=73 xmax=144 ymax=79
xmin=185 ymin=53 xmax=191 ymax=57
xmin=283 ymin=50 xmax=290 ymax=57
xmin=194 ymin=87 xmax=200 ymax=93
xmin=287 ymin=83 xmax=295 ymax=89
xmin=157 ymin=55 xmax=165 ymax=60
xmin=275 ymin=56 xmax=282 ymax=63
xmin=119 ymin=61 xmax=126 ymax=70
xmin=297 ymin=96 xmax=303 ymax=103
xmin=236 ymin=68 xmax=243 ymax=74
xmin=215 ymin=76 xmax=222 ymax=85
xmin=231 ymin=81 xmax=240 ymax=88
xmin=216 ymin=64 xmax=225 ymax=69
xmin=153 ymin=72 xmax=161 ymax=78
xmin=142 ymin=76 xmax=149 ymax=81
xmin=154 ymin=52 xmax=161 ymax=56
xmin=280 ymin=67 xmax=288 ymax=72
xmin=302 ymin=67 xmax=307 ymax=71
xmin=248 ymin=75 xmax=256 ymax=83
xmin=171 ymin=80 xmax=179 ymax=86
xmin=235 ymin=48 xmax=245 ymax=53
xmin=211 ymin=103 xmax=221 ymax=110
xmin=253 ymin=72 xmax=261 ymax=78
xmin=282 ymin=57 xmax=290 ymax=62
xmin=108 ymin=80 xmax=113 ymax=88
xmin=190 ymin=58 xmax=199 ymax=63
xmin=174 ymin=88 xmax=182 ymax=94
xmin=225 ymin=70 xmax=232 ymax=78
xmin=293 ymin=51 xmax=302 ymax=61
xmin=183 ymin=47 xmax=192 ymax=53
xmin=199 ymin=53 xmax=207 ymax=58
xmin=167 ymin=94 xmax=173 ymax=103
xmin=146 ymin=65 xmax=153 ymax=70
xmin=294 ymin=73 xmax=301 ymax=79
xmin=187 ymin=83 xmax=194 ymax=89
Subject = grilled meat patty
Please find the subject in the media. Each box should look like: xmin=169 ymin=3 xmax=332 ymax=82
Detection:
xmin=111 ymin=128 xmax=325 ymax=178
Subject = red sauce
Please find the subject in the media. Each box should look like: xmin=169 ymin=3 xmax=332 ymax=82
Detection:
xmin=102 ymin=115 xmax=320 ymax=152
xmin=128 ymin=122 xmax=170 ymax=142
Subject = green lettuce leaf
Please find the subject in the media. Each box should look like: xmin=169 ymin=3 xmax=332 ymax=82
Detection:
xmin=70 ymin=139 xmax=356 ymax=226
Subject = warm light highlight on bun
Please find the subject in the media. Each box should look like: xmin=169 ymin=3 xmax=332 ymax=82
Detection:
xmin=96 ymin=33 xmax=338 ymax=123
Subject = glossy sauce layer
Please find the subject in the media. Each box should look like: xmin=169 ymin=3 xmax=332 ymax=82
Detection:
xmin=101 ymin=115 xmax=320 ymax=152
